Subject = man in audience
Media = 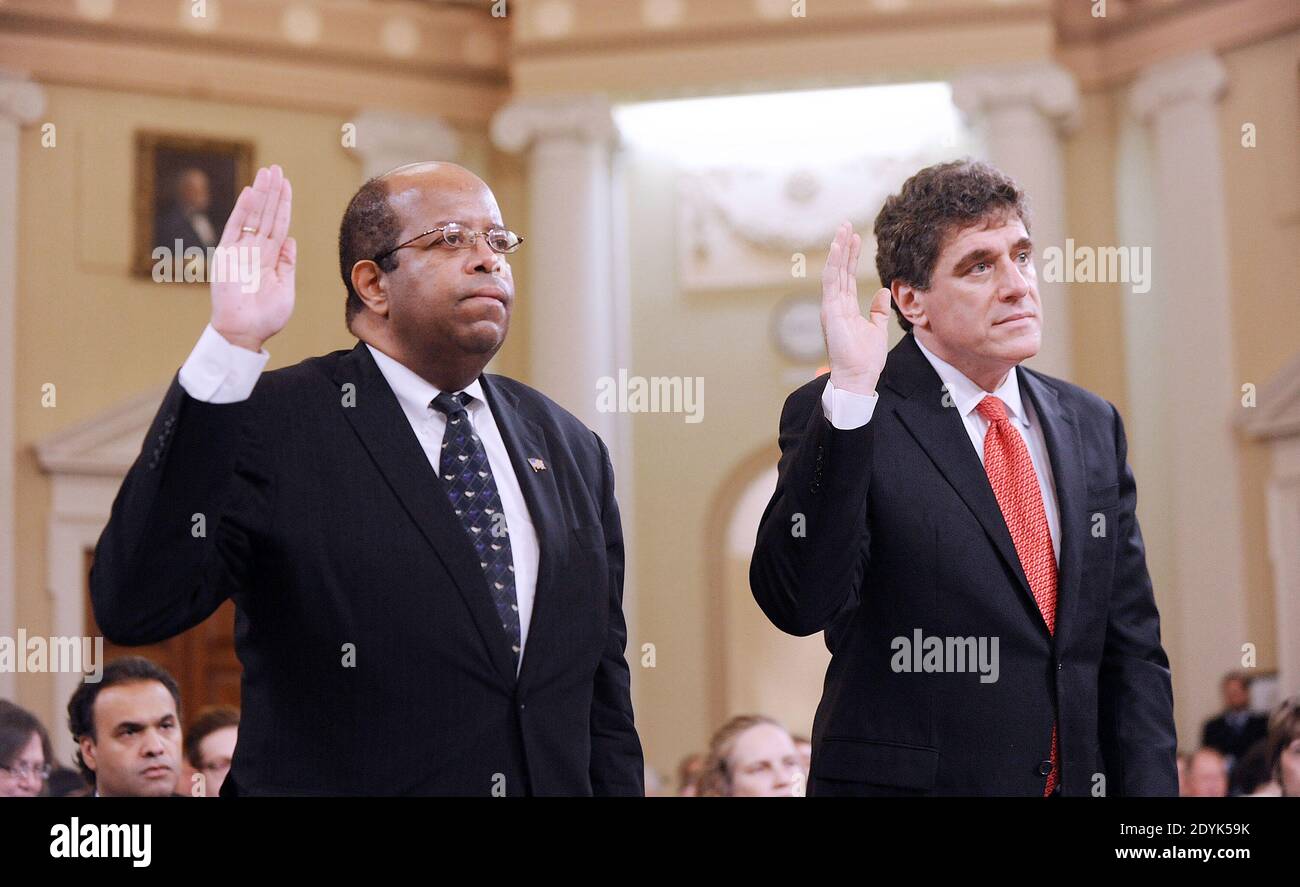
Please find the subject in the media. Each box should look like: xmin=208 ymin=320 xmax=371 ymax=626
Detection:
xmin=1201 ymin=672 xmax=1269 ymax=770
xmin=67 ymin=656 xmax=183 ymax=797
xmin=183 ymin=705 xmax=239 ymax=798
xmin=1184 ymin=747 xmax=1229 ymax=798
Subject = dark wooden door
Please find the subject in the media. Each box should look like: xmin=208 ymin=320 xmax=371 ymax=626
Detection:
xmin=83 ymin=549 xmax=241 ymax=716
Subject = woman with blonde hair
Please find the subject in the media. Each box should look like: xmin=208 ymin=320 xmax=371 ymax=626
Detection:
xmin=696 ymin=714 xmax=803 ymax=797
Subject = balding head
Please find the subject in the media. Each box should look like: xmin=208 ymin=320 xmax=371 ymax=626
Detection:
xmin=337 ymin=159 xmax=517 ymax=391
xmin=338 ymin=162 xmax=502 ymax=331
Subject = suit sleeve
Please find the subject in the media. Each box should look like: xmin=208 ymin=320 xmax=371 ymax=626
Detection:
xmin=89 ymin=374 xmax=273 ymax=646
xmin=1097 ymin=403 xmax=1178 ymax=796
xmin=587 ymin=434 xmax=646 ymax=796
xmin=749 ymin=378 xmax=874 ymax=637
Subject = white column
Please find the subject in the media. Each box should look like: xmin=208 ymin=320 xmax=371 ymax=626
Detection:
xmin=0 ymin=71 xmax=46 ymax=700
xmin=349 ymin=110 xmax=460 ymax=180
xmin=490 ymin=95 xmax=619 ymax=442
xmin=952 ymin=63 xmax=1079 ymax=380
xmin=490 ymin=95 xmax=637 ymax=671
xmin=1129 ymin=52 xmax=1250 ymax=737
xmin=1242 ymin=387 xmax=1300 ymax=700
xmin=1262 ymin=436 xmax=1300 ymax=699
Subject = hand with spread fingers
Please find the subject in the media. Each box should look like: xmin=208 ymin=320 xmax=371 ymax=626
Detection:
xmin=210 ymin=164 xmax=296 ymax=353
xmin=820 ymin=221 xmax=892 ymax=397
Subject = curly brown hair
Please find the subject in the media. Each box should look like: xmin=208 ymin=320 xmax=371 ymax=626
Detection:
xmin=874 ymin=159 xmax=1031 ymax=332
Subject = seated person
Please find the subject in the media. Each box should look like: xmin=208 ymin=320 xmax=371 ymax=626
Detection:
xmin=696 ymin=715 xmax=803 ymax=797
xmin=0 ymin=700 xmax=54 ymax=797
xmin=183 ymin=705 xmax=239 ymax=797
xmin=67 ymin=656 xmax=183 ymax=797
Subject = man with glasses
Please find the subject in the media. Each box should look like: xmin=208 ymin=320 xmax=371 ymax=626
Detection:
xmin=91 ymin=162 xmax=644 ymax=796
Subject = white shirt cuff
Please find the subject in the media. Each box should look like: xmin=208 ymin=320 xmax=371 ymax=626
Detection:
xmin=178 ymin=324 xmax=270 ymax=403
xmin=821 ymin=378 xmax=879 ymax=430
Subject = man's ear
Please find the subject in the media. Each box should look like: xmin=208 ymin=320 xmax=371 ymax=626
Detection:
xmin=79 ymin=736 xmax=98 ymax=774
xmin=892 ymin=281 xmax=927 ymax=331
xmin=351 ymin=260 xmax=390 ymax=319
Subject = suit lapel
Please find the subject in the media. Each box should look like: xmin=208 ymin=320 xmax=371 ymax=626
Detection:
xmin=1018 ymin=367 xmax=1086 ymax=647
xmin=479 ymin=375 xmax=566 ymax=692
xmin=332 ymin=343 xmax=517 ymax=686
xmin=886 ymin=335 xmax=1039 ymax=619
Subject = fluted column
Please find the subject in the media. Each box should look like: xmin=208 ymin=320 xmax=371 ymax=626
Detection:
xmin=491 ymin=95 xmax=637 ymax=658
xmin=490 ymin=95 xmax=620 ymax=442
xmin=1130 ymin=51 xmax=1249 ymax=738
xmin=0 ymin=71 xmax=46 ymax=699
xmin=952 ymin=63 xmax=1080 ymax=380
xmin=348 ymin=109 xmax=460 ymax=180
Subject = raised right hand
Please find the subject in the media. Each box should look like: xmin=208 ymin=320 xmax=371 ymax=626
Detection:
xmin=820 ymin=221 xmax=892 ymax=396
xmin=210 ymin=165 xmax=296 ymax=353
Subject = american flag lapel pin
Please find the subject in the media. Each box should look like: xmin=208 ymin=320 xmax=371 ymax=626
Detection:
xmin=528 ymin=457 xmax=547 ymax=472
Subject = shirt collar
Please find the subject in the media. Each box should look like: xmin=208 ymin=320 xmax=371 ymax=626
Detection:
xmin=913 ymin=334 xmax=1028 ymax=428
xmin=364 ymin=343 xmax=486 ymax=427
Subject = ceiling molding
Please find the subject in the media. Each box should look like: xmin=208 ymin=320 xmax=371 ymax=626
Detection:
xmin=0 ymin=0 xmax=508 ymax=121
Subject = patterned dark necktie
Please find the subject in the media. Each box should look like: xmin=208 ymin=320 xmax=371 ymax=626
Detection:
xmin=430 ymin=391 xmax=521 ymax=666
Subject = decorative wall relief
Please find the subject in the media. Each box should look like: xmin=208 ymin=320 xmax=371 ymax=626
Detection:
xmin=676 ymin=151 xmax=948 ymax=291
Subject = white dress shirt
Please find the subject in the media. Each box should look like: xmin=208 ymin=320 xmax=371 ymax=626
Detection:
xmin=820 ymin=335 xmax=1061 ymax=564
xmin=178 ymin=324 xmax=541 ymax=669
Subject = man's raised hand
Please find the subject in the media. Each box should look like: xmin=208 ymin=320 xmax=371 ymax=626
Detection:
xmin=820 ymin=221 xmax=892 ymax=396
xmin=210 ymin=165 xmax=296 ymax=353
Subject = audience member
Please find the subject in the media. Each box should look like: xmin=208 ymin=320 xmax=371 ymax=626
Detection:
xmin=183 ymin=705 xmax=239 ymax=798
xmin=1201 ymin=672 xmax=1268 ymax=769
xmin=1264 ymin=696 xmax=1300 ymax=798
xmin=67 ymin=656 xmax=183 ymax=797
xmin=1184 ymin=747 xmax=1229 ymax=798
xmin=696 ymin=715 xmax=802 ymax=797
xmin=0 ymin=700 xmax=53 ymax=797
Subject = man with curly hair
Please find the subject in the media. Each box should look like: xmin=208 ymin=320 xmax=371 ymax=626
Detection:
xmin=751 ymin=160 xmax=1176 ymax=797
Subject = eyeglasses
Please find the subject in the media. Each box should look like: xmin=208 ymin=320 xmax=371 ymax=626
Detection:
xmin=0 ymin=763 xmax=52 ymax=781
xmin=374 ymin=223 xmax=524 ymax=262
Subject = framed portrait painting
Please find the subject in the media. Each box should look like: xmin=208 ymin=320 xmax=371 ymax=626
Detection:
xmin=133 ymin=132 xmax=254 ymax=280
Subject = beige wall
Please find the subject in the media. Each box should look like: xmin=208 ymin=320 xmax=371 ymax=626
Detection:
xmin=1220 ymin=28 xmax=1300 ymax=685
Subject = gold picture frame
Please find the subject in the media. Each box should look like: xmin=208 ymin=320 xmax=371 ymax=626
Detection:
xmin=133 ymin=132 xmax=254 ymax=279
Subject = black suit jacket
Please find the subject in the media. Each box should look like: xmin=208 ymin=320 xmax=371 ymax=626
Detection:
xmin=1202 ymin=712 xmax=1269 ymax=761
xmin=750 ymin=333 xmax=1177 ymax=796
xmin=91 ymin=341 xmax=644 ymax=796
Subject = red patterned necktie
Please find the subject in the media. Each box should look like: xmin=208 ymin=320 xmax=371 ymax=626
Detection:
xmin=975 ymin=395 xmax=1059 ymax=797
